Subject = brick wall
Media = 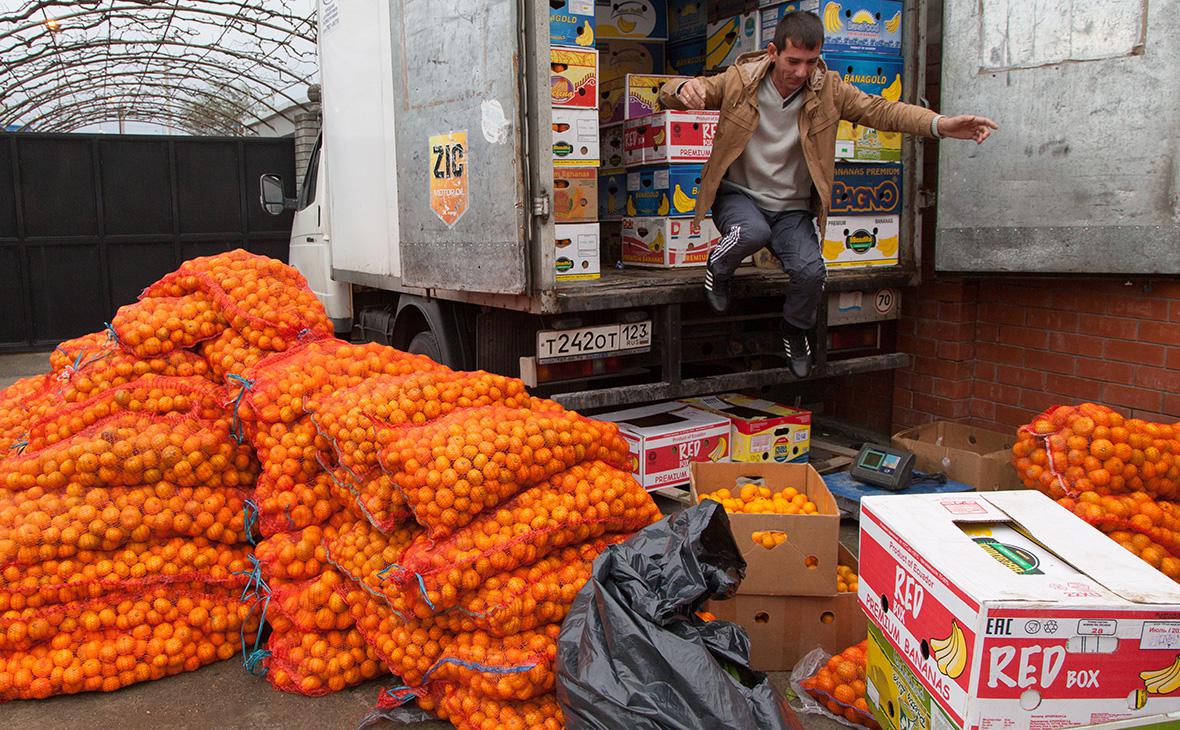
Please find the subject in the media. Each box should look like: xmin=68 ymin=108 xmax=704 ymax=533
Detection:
xmin=893 ymin=278 xmax=1180 ymax=435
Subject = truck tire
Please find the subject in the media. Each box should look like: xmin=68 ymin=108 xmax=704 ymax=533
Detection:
xmin=407 ymin=330 xmax=445 ymax=365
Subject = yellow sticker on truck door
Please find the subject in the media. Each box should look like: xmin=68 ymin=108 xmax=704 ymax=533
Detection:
xmin=429 ymin=131 xmax=468 ymax=227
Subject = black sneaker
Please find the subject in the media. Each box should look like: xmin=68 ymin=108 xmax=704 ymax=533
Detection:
xmin=704 ymin=264 xmax=729 ymax=313
xmin=781 ymin=325 xmax=814 ymax=378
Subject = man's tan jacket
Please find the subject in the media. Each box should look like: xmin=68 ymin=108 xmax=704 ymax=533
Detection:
xmin=659 ymin=52 xmax=937 ymax=229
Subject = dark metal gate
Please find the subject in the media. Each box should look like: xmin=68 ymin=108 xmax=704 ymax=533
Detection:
xmin=0 ymin=132 xmax=296 ymax=351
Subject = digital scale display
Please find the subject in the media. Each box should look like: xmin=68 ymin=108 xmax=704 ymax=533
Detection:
xmin=850 ymin=444 xmax=915 ymax=491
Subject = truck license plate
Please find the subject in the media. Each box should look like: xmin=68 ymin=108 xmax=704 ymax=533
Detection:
xmin=536 ymin=321 xmax=651 ymax=364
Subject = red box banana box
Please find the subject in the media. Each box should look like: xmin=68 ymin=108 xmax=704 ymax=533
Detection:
xmin=597 ymin=401 xmax=730 ymax=490
xmin=858 ymin=491 xmax=1180 ymax=730
xmin=632 ymin=110 xmax=719 ymax=164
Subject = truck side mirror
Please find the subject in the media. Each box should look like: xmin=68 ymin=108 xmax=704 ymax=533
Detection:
xmin=260 ymin=173 xmax=296 ymax=215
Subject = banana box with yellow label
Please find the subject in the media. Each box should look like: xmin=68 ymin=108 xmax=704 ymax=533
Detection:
xmin=824 ymin=162 xmax=900 ymax=268
xmin=679 ymin=393 xmax=811 ymax=463
xmin=759 ymin=1 xmax=820 ymax=49
xmin=818 ymin=0 xmax=902 ymax=56
xmin=625 ymin=74 xmax=688 ymax=120
xmin=554 ymin=167 xmax=598 ymax=223
xmin=597 ymin=401 xmax=730 ymax=490
xmin=621 ymin=216 xmax=720 ymax=267
xmin=866 ymin=620 xmax=959 ymax=730
xmin=553 ymin=222 xmax=601 ymax=282
xmin=595 ymin=0 xmax=669 ymax=40
xmin=550 ymin=46 xmax=599 ymax=110
xmin=552 ymin=108 xmax=600 ymax=166
xmin=550 ymin=0 xmax=596 ymax=47
xmin=827 ymin=54 xmax=903 ymax=161
xmin=859 ymin=491 xmax=1180 ymax=730
xmin=625 ymin=163 xmax=704 ymax=217
xmin=706 ymin=12 xmax=760 ymax=71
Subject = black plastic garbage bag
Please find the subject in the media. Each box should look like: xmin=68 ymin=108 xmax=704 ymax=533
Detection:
xmin=556 ymin=500 xmax=799 ymax=730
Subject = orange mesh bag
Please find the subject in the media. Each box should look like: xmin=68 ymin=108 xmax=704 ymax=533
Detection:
xmin=265 ymin=569 xmax=354 ymax=634
xmin=0 ymin=482 xmax=252 ymax=566
xmin=429 ymin=537 xmax=625 ymax=637
xmin=1058 ymin=492 xmax=1180 ymax=561
xmin=377 ymin=681 xmax=564 ymax=730
xmin=254 ymin=518 xmax=351 ymax=584
xmin=385 ymin=461 xmax=661 ymax=617
xmin=263 ymin=625 xmax=385 ymax=696
xmin=0 ymin=597 xmax=259 ymax=700
xmin=322 ymin=518 xmax=422 ymax=601
xmin=1014 ymin=404 xmax=1180 ymax=501
xmin=199 ymin=329 xmax=269 ymax=382
xmin=110 ymin=292 xmax=228 ymax=357
xmin=0 ymin=410 xmax=257 ymax=494
xmin=339 ymin=585 xmax=448 ymax=688
xmin=0 ymin=374 xmax=55 ymax=452
xmin=1102 ymin=529 xmax=1180 ymax=581
xmin=381 ymin=406 xmax=631 ymax=537
xmin=1 ymin=538 xmax=252 ymax=612
xmin=141 ymin=249 xmax=332 ymax=345
xmin=794 ymin=640 xmax=879 ymax=730
xmin=50 ymin=332 xmax=212 ymax=394
xmin=410 ymin=623 xmax=561 ymax=702
xmin=0 ymin=587 xmax=248 ymax=654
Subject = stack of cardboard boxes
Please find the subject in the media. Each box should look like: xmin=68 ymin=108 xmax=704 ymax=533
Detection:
xmin=550 ymin=3 xmax=602 ymax=283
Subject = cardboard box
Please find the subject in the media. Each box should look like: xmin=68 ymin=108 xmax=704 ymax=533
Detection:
xmin=622 ymin=116 xmax=649 ymax=167
xmin=622 ymin=216 xmax=719 ymax=267
xmin=552 ymin=108 xmax=600 ymax=166
xmin=858 ymin=491 xmax=1180 ymax=730
xmin=600 ymin=219 xmax=623 ymax=263
xmin=550 ymin=47 xmax=598 ymax=109
xmin=595 ymin=0 xmax=669 ymax=39
xmin=600 ymin=122 xmax=625 ymax=169
xmin=891 ymin=421 xmax=1022 ymax=492
xmin=550 ymin=0 xmax=596 ymax=46
xmin=866 ymin=618 xmax=961 ymax=730
xmin=624 ymin=73 xmax=686 ymax=120
xmin=680 ymin=393 xmax=811 ymax=463
xmin=636 ymin=110 xmax=719 ymax=164
xmin=827 ymin=54 xmax=903 ymax=161
xmin=706 ymin=0 xmax=758 ymax=22
xmin=820 ymin=0 xmax=903 ymax=57
xmin=759 ymin=1 xmax=820 ymax=48
xmin=598 ymin=169 xmax=628 ymax=220
xmin=665 ymin=37 xmax=707 ymax=76
xmin=690 ymin=461 xmax=840 ymax=596
xmin=706 ymin=12 xmax=760 ymax=70
xmin=669 ymin=0 xmax=708 ymax=36
xmin=553 ymin=222 xmax=601 ymax=281
xmin=599 ymin=40 xmax=666 ymax=83
xmin=707 ymin=545 xmax=866 ymax=670
xmin=625 ymin=163 xmax=705 ymax=216
xmin=824 ymin=162 xmax=901 ymax=269
xmin=554 ymin=167 xmax=598 ymax=223
xmin=597 ymin=401 xmax=730 ymax=490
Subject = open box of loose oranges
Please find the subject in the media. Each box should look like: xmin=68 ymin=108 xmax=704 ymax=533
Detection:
xmin=690 ymin=462 xmax=839 ymax=596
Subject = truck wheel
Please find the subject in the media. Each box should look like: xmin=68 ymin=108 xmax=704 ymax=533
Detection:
xmin=407 ymin=330 xmax=444 ymax=365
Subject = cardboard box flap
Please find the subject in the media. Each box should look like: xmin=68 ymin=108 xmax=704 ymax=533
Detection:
xmin=980 ymin=491 xmax=1180 ymax=605
xmin=862 ymin=493 xmax=1128 ymax=605
xmin=598 ymin=401 xmax=728 ymax=437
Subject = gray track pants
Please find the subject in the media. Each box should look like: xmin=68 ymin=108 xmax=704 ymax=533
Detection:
xmin=709 ymin=190 xmax=827 ymax=330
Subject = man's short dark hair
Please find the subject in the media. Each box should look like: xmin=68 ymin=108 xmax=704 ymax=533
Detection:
xmin=773 ymin=11 xmax=824 ymax=51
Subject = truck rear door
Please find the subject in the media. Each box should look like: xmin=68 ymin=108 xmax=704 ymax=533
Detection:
xmin=387 ymin=0 xmax=530 ymax=294
xmin=935 ymin=1 xmax=1177 ymax=274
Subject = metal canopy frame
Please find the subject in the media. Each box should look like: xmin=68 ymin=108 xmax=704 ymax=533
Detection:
xmin=0 ymin=0 xmax=316 ymax=134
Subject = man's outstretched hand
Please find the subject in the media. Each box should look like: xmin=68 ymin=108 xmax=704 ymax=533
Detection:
xmin=938 ymin=115 xmax=999 ymax=144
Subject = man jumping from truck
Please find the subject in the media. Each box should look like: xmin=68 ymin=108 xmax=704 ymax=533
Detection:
xmin=661 ymin=11 xmax=997 ymax=379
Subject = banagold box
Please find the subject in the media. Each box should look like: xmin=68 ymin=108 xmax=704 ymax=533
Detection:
xmin=679 ymin=393 xmax=811 ymax=463
xmin=859 ymin=491 xmax=1180 ymax=730
xmin=597 ymin=401 xmax=730 ymax=490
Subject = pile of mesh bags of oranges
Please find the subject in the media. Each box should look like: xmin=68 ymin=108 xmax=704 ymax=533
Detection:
xmin=0 ymin=249 xmax=663 ymax=726
xmin=1015 ymin=403 xmax=1180 ymax=582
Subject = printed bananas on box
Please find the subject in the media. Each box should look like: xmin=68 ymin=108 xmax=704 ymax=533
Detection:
xmin=576 ymin=21 xmax=595 ymax=46
xmin=884 ymin=11 xmax=901 ymax=34
xmin=657 ymin=194 xmax=670 ymax=216
xmin=823 ymin=2 xmax=844 ymax=33
xmin=1140 ymin=655 xmax=1180 ymax=695
xmin=928 ymin=621 xmax=968 ymax=679
xmin=672 ymin=184 xmax=695 ymax=214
